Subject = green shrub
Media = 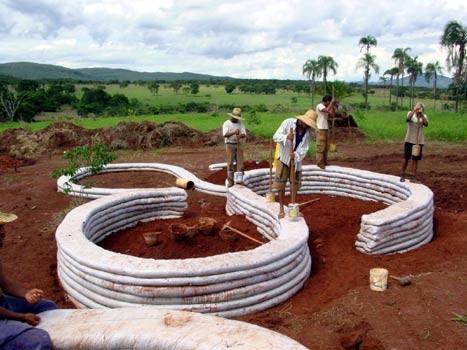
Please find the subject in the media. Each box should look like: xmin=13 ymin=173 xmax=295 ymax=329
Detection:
xmin=246 ymin=109 xmax=261 ymax=125
xmin=52 ymin=144 xmax=117 ymax=193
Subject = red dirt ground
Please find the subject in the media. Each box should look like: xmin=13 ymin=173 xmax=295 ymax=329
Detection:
xmin=98 ymin=199 xmax=266 ymax=259
xmin=0 ymin=141 xmax=466 ymax=350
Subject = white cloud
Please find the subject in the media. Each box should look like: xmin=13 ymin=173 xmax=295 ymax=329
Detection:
xmin=0 ymin=0 xmax=466 ymax=80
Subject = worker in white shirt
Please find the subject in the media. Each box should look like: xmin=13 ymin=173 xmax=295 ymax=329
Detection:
xmin=315 ymin=95 xmax=336 ymax=169
xmin=222 ymin=107 xmax=246 ymax=187
xmin=273 ymin=110 xmax=317 ymax=218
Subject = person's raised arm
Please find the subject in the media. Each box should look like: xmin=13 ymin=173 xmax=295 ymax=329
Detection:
xmin=421 ymin=114 xmax=428 ymax=127
xmin=406 ymin=110 xmax=416 ymax=122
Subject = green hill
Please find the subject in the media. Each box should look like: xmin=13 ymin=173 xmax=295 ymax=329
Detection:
xmin=0 ymin=62 xmax=231 ymax=82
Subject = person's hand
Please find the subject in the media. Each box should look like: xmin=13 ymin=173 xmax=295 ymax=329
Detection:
xmin=234 ymin=129 xmax=240 ymax=135
xmin=290 ymin=152 xmax=295 ymax=160
xmin=23 ymin=313 xmax=40 ymax=326
xmin=287 ymin=128 xmax=294 ymax=141
xmin=25 ymin=289 xmax=44 ymax=304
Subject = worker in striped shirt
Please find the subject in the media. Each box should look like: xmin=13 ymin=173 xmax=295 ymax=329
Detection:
xmin=273 ymin=110 xmax=317 ymax=218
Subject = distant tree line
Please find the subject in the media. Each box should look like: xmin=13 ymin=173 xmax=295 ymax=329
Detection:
xmin=0 ymin=79 xmax=76 ymax=122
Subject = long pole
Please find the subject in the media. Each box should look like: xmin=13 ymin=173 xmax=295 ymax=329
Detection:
xmin=223 ymin=224 xmax=264 ymax=245
xmin=290 ymin=133 xmax=296 ymax=203
xmin=269 ymin=138 xmax=273 ymax=192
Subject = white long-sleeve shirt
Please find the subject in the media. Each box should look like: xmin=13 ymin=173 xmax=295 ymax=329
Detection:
xmin=273 ymin=118 xmax=311 ymax=170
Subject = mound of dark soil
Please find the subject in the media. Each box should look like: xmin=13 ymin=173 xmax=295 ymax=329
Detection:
xmin=0 ymin=121 xmax=241 ymax=160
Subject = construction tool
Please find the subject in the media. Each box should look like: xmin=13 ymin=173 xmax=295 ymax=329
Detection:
xmin=329 ymin=85 xmax=337 ymax=152
xmin=290 ymin=131 xmax=296 ymax=204
xmin=298 ymin=198 xmax=320 ymax=207
xmin=265 ymin=138 xmax=275 ymax=202
xmin=389 ymin=274 xmax=412 ymax=286
xmin=220 ymin=220 xmax=264 ymax=245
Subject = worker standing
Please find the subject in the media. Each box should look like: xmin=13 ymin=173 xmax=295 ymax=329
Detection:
xmin=400 ymin=102 xmax=428 ymax=182
xmin=315 ymin=95 xmax=336 ymax=169
xmin=223 ymin=107 xmax=246 ymax=187
xmin=0 ymin=212 xmax=57 ymax=350
xmin=273 ymin=110 xmax=316 ymax=218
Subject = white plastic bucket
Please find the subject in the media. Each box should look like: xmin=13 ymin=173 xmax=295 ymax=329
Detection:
xmin=369 ymin=268 xmax=388 ymax=291
xmin=234 ymin=171 xmax=243 ymax=184
xmin=287 ymin=203 xmax=300 ymax=221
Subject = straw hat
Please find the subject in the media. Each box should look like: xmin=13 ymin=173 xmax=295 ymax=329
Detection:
xmin=228 ymin=107 xmax=243 ymax=120
xmin=0 ymin=211 xmax=17 ymax=225
xmin=297 ymin=109 xmax=317 ymax=130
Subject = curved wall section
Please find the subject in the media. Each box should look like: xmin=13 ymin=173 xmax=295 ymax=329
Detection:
xmin=38 ymin=308 xmax=307 ymax=350
xmin=242 ymin=165 xmax=434 ymax=255
xmin=56 ymin=188 xmax=311 ymax=317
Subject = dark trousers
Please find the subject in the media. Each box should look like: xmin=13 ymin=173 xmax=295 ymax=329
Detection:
xmin=0 ymin=295 xmax=57 ymax=350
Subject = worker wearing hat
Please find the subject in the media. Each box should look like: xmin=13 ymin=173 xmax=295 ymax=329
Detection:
xmin=400 ymin=102 xmax=429 ymax=182
xmin=0 ymin=212 xmax=57 ymax=350
xmin=223 ymin=107 xmax=246 ymax=187
xmin=315 ymin=95 xmax=336 ymax=169
xmin=273 ymin=110 xmax=317 ymax=218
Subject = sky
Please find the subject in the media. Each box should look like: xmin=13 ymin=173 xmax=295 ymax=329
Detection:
xmin=1 ymin=0 xmax=466 ymax=81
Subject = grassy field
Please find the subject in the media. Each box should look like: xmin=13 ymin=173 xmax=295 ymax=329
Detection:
xmin=1 ymin=84 xmax=465 ymax=142
xmin=75 ymin=83 xmax=456 ymax=112
xmin=1 ymin=110 xmax=465 ymax=143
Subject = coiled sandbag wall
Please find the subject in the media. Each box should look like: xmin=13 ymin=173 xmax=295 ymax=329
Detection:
xmin=38 ymin=308 xmax=307 ymax=349
xmin=57 ymin=163 xmax=226 ymax=198
xmin=241 ymin=165 xmax=434 ymax=255
xmin=56 ymin=187 xmax=311 ymax=317
xmin=57 ymin=163 xmax=434 ymax=255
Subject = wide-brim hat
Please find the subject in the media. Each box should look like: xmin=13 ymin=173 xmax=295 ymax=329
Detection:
xmin=228 ymin=107 xmax=243 ymax=120
xmin=0 ymin=211 xmax=17 ymax=225
xmin=297 ymin=109 xmax=317 ymax=130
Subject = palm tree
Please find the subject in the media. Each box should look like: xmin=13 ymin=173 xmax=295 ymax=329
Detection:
xmin=406 ymin=56 xmax=423 ymax=107
xmin=317 ymin=56 xmax=338 ymax=94
xmin=359 ymin=35 xmax=377 ymax=53
xmin=440 ymin=20 xmax=467 ymax=112
xmin=392 ymin=47 xmax=411 ymax=108
xmin=425 ymin=61 xmax=443 ymax=111
xmin=302 ymin=59 xmax=322 ymax=106
xmin=356 ymin=53 xmax=379 ymax=108
xmin=384 ymin=67 xmax=399 ymax=105
xmin=379 ymin=76 xmax=388 ymax=103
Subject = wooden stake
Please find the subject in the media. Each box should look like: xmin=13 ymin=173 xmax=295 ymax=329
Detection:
xmin=330 ymin=85 xmax=337 ymax=152
xmin=221 ymin=221 xmax=264 ymax=245
xmin=298 ymin=198 xmax=320 ymax=207
xmin=289 ymin=129 xmax=296 ymax=203
xmin=269 ymin=138 xmax=273 ymax=192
